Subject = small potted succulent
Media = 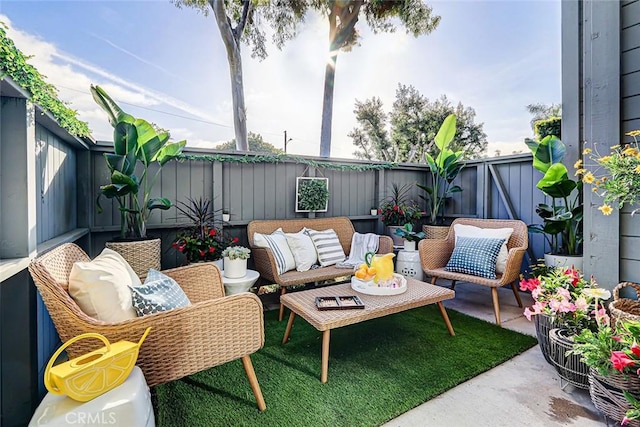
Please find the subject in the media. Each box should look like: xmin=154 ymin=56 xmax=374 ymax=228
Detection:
xmin=222 ymin=209 xmax=231 ymax=222
xmin=394 ymin=224 xmax=425 ymax=251
xmin=222 ymin=246 xmax=251 ymax=279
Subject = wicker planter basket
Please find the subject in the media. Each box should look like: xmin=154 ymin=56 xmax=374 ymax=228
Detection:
xmin=548 ymin=328 xmax=589 ymax=389
xmin=422 ymin=225 xmax=449 ymax=240
xmin=589 ymin=367 xmax=640 ymax=427
xmin=534 ymin=314 xmax=561 ymax=365
xmin=106 ymin=238 xmax=161 ymax=277
xmin=609 ymin=282 xmax=640 ymax=330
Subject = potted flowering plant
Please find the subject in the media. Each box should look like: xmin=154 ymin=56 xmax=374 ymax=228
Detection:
xmin=221 ymin=246 xmax=251 ymax=279
xmin=172 ymin=197 xmax=237 ymax=267
xmin=379 ymin=183 xmax=422 ymax=246
xmin=572 ymin=320 xmax=640 ymax=426
xmin=577 ymin=129 xmax=640 ymax=216
xmin=520 ymin=266 xmax=610 ymax=388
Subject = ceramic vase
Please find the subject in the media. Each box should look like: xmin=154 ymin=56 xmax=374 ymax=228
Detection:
xmin=224 ymin=257 xmax=247 ymax=279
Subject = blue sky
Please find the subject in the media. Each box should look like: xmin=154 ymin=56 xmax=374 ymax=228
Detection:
xmin=0 ymin=0 xmax=561 ymax=159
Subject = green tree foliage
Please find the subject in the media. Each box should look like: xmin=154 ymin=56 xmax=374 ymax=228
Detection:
xmin=351 ymin=85 xmax=487 ymax=162
xmin=215 ymin=132 xmax=283 ymax=153
xmin=526 ymin=102 xmax=562 ymax=131
xmin=534 ymin=116 xmax=562 ymax=140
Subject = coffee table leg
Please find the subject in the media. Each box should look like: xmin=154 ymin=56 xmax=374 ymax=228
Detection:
xmin=437 ymin=302 xmax=456 ymax=336
xmin=321 ymin=330 xmax=330 ymax=383
xmin=282 ymin=312 xmax=296 ymax=344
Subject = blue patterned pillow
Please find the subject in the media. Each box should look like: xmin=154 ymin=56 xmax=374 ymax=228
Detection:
xmin=130 ymin=269 xmax=191 ymax=316
xmin=445 ymin=237 xmax=506 ymax=279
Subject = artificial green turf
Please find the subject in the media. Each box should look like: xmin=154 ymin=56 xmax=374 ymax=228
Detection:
xmin=154 ymin=306 xmax=536 ymax=427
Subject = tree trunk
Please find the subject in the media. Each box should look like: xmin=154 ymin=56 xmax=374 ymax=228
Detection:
xmin=319 ymin=53 xmax=337 ymax=158
xmin=212 ymin=0 xmax=249 ymax=151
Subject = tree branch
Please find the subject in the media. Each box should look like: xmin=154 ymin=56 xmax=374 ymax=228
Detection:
xmin=236 ymin=0 xmax=253 ymax=40
xmin=209 ymin=0 xmax=237 ymax=55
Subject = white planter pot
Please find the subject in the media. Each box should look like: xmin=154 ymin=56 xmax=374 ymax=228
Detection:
xmin=371 ymin=209 xmax=378 ymax=216
xmin=403 ymin=240 xmax=416 ymax=251
xmin=222 ymin=213 xmax=230 ymax=222
xmin=224 ymin=257 xmax=247 ymax=278
xmin=544 ymin=254 xmax=583 ymax=272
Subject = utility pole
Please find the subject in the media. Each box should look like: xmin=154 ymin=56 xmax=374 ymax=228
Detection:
xmin=284 ymin=130 xmax=292 ymax=153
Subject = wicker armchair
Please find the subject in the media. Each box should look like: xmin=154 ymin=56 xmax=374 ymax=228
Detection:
xmin=418 ymin=218 xmax=528 ymax=325
xmin=28 ymin=243 xmax=266 ymax=410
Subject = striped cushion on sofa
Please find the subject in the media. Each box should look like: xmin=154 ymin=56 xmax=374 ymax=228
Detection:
xmin=306 ymin=228 xmax=346 ymax=267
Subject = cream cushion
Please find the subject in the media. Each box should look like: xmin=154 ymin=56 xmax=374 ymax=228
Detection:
xmin=285 ymin=229 xmax=318 ymax=272
xmin=253 ymin=228 xmax=296 ymax=274
xmin=69 ymin=248 xmax=139 ymax=322
xmin=453 ymin=224 xmax=514 ymax=274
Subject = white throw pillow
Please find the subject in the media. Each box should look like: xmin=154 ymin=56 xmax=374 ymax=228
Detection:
xmin=285 ymin=229 xmax=318 ymax=272
xmin=69 ymin=248 xmax=139 ymax=322
xmin=453 ymin=224 xmax=514 ymax=274
xmin=306 ymin=228 xmax=346 ymax=267
xmin=253 ymin=228 xmax=296 ymax=275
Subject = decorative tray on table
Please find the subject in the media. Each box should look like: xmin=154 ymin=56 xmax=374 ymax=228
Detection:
xmin=351 ymin=273 xmax=408 ymax=296
xmin=315 ymin=296 xmax=365 ymax=310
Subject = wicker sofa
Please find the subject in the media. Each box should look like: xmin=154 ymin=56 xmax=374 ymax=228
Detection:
xmin=28 ymin=243 xmax=266 ymax=410
xmin=247 ymin=217 xmax=393 ymax=320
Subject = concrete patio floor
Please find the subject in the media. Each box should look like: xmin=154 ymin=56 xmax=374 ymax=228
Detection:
xmin=383 ymin=281 xmax=610 ymax=427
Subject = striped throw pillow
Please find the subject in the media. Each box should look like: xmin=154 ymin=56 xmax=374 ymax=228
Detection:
xmin=253 ymin=229 xmax=296 ymax=275
xmin=306 ymin=228 xmax=346 ymax=267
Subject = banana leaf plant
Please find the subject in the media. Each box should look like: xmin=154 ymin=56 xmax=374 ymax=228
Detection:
xmin=91 ymin=85 xmax=186 ymax=239
xmin=526 ymin=135 xmax=583 ymax=255
xmin=417 ymin=114 xmax=464 ymax=225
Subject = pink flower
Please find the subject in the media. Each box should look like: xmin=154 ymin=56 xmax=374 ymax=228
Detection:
xmin=611 ymin=351 xmax=635 ymax=372
xmin=631 ymin=342 xmax=640 ymax=358
xmin=549 ymin=300 xmax=562 ymax=313
xmin=622 ymin=416 xmax=630 ymax=426
xmin=574 ymin=297 xmax=588 ymax=311
xmin=556 ymin=288 xmax=571 ymax=300
xmin=558 ymin=300 xmax=576 ymax=313
xmin=613 ymin=336 xmax=622 ymax=343
xmin=593 ymin=307 xmax=611 ymax=327
xmin=531 ymin=286 xmax=542 ymax=300
xmin=564 ymin=268 xmax=580 ymax=286
xmin=519 ymin=277 xmax=540 ymax=292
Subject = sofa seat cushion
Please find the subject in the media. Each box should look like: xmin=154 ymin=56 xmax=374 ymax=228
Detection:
xmin=275 ymin=265 xmax=353 ymax=287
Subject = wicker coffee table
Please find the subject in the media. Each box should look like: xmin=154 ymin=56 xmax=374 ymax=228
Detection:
xmin=280 ymin=277 xmax=456 ymax=383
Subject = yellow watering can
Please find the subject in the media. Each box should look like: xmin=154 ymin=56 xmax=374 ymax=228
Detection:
xmin=365 ymin=252 xmax=395 ymax=283
xmin=45 ymin=328 xmax=151 ymax=402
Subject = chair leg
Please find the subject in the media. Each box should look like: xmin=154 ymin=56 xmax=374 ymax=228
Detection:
xmin=431 ymin=276 xmax=438 ymax=285
xmin=241 ymin=355 xmax=266 ymax=411
xmin=451 ymin=280 xmax=456 ymax=290
xmin=511 ymin=282 xmax=523 ymax=308
xmin=278 ymin=287 xmax=287 ymax=321
xmin=491 ymin=287 xmax=501 ymax=326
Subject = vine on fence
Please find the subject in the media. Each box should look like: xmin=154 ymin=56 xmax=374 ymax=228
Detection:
xmin=178 ymin=152 xmax=398 ymax=171
xmin=0 ymin=23 xmax=91 ymax=137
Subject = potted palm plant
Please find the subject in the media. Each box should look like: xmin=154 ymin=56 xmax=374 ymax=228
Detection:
xmin=417 ymin=114 xmax=464 ymax=239
xmin=91 ymin=85 xmax=186 ymax=275
xmin=526 ymin=135 xmax=583 ymax=270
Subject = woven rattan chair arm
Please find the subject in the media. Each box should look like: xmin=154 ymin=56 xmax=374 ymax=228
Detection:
xmin=377 ymin=236 xmax=394 ymax=254
xmin=62 ymin=293 xmax=265 ymax=387
xmin=252 ymin=247 xmax=279 ymax=284
xmin=418 ymin=239 xmax=454 ymax=270
xmin=160 ymin=263 xmax=225 ymax=302
xmin=499 ymin=247 xmax=527 ymax=285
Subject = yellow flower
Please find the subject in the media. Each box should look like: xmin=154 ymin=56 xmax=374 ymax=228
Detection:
xmin=574 ymin=159 xmax=583 ymax=169
xmin=582 ymin=148 xmax=592 ymax=155
xmin=611 ymin=145 xmax=620 ymax=149
xmin=635 ymin=165 xmax=640 ymax=174
xmin=599 ymin=156 xmax=612 ymax=163
xmin=623 ymin=147 xmax=638 ymax=156
xmin=592 ymin=187 xmax=599 ymax=192
xmin=575 ymin=168 xmax=586 ymax=176
xmin=582 ymin=172 xmax=595 ymax=184
xmin=626 ymin=130 xmax=640 ymax=137
xmin=595 ymin=180 xmax=601 ymax=186
xmin=598 ymin=204 xmax=614 ymax=215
